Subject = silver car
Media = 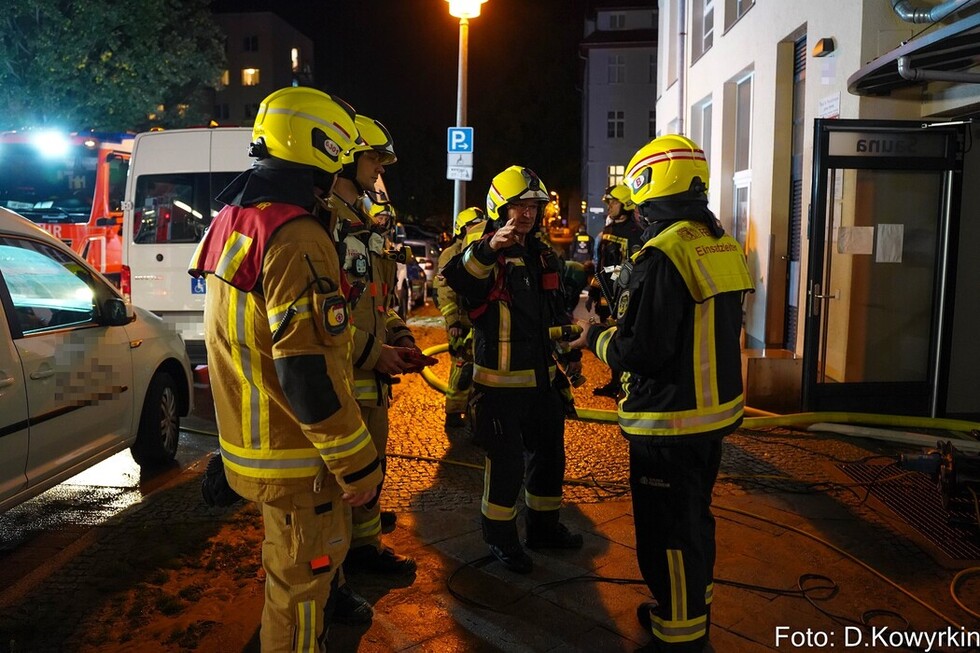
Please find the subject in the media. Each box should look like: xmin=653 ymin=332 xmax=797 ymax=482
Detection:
xmin=0 ymin=208 xmax=193 ymax=512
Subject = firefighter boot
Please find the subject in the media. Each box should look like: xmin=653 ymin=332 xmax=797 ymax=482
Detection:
xmin=326 ymin=582 xmax=374 ymax=626
xmin=483 ymin=516 xmax=532 ymax=574
xmin=345 ymin=544 xmax=417 ymax=575
xmin=524 ymin=508 xmax=583 ymax=550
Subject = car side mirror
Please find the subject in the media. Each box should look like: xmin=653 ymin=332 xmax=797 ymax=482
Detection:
xmin=100 ymin=297 xmax=132 ymax=326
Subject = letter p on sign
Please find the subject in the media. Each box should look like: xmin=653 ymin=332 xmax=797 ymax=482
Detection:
xmin=448 ymin=127 xmax=474 ymax=153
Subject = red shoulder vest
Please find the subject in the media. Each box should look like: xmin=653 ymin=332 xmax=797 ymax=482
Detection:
xmin=188 ymin=202 xmax=310 ymax=292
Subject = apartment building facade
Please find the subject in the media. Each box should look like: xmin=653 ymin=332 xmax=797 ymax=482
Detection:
xmin=580 ymin=2 xmax=658 ymax=237
xmin=656 ymin=0 xmax=980 ymax=416
xmin=211 ymin=12 xmax=315 ymax=126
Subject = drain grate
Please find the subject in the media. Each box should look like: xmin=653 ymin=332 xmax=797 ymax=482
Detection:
xmin=838 ymin=463 xmax=980 ymax=560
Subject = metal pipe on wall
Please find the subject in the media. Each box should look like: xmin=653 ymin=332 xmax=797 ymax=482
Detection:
xmin=891 ymin=0 xmax=977 ymax=24
xmin=677 ymin=0 xmax=687 ymax=135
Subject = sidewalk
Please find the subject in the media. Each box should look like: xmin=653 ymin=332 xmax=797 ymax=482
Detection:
xmin=3 ymin=310 xmax=979 ymax=653
xmin=328 ymin=427 xmax=980 ymax=652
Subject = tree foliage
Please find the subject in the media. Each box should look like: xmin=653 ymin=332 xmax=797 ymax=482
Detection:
xmin=0 ymin=0 xmax=226 ymax=132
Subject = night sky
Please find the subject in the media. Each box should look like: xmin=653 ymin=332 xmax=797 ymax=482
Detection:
xmin=211 ymin=0 xmax=590 ymax=225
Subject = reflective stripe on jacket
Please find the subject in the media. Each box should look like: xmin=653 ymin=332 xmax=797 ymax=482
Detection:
xmin=332 ymin=200 xmax=413 ymax=407
xmin=441 ymin=233 xmax=576 ymax=390
xmin=197 ymin=207 xmax=382 ymax=503
xmin=435 ymin=240 xmax=470 ymax=329
xmin=590 ymin=220 xmax=753 ymax=441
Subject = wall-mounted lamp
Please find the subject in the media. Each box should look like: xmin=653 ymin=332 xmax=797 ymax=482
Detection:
xmin=813 ymin=37 xmax=836 ymax=58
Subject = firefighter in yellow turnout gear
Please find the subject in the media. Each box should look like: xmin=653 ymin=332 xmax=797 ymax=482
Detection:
xmin=572 ymin=135 xmax=753 ymax=652
xmin=330 ymin=114 xmax=419 ymax=579
xmin=188 ymin=87 xmax=382 ymax=653
xmin=434 ymin=207 xmax=486 ymax=430
xmin=442 ymin=166 xmax=584 ymax=575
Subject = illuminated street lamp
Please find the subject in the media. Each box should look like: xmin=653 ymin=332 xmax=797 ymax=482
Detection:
xmin=446 ymin=0 xmax=487 ymax=222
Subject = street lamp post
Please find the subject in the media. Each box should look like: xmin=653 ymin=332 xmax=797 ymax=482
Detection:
xmin=446 ymin=0 xmax=487 ymax=221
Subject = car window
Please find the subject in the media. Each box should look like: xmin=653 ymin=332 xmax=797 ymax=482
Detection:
xmin=132 ymin=172 xmax=239 ymax=245
xmin=408 ymin=244 xmax=425 ymax=259
xmin=0 ymin=237 xmax=96 ymax=334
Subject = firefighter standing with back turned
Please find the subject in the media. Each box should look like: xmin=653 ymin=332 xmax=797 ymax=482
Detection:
xmin=571 ymin=135 xmax=753 ymax=652
xmin=442 ymin=166 xmax=584 ymax=574
xmin=188 ymin=87 xmax=382 ymax=653
xmin=434 ymin=206 xmax=487 ymax=431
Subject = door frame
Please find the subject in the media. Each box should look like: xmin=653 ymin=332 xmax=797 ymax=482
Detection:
xmin=802 ymin=118 xmax=964 ymax=416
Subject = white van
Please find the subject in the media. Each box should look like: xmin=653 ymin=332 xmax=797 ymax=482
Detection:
xmin=121 ymin=127 xmax=253 ymax=363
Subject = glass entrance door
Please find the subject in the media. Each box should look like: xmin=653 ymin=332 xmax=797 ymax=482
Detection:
xmin=802 ymin=120 xmax=963 ymax=415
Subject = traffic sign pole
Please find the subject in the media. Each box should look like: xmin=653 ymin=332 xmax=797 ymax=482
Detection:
xmin=452 ymin=17 xmax=469 ymax=223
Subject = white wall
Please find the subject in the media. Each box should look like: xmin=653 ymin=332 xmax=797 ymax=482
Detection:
xmin=656 ymin=0 xmax=964 ymax=349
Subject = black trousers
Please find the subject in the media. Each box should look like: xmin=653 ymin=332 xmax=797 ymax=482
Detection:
xmin=474 ymin=385 xmax=566 ymax=541
xmin=630 ymin=436 xmax=723 ymax=652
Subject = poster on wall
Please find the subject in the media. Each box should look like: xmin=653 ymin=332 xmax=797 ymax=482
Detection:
xmin=876 ymin=224 xmax=904 ymax=263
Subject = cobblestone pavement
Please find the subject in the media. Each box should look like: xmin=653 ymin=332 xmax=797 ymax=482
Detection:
xmin=1 ymin=303 xmax=979 ymax=652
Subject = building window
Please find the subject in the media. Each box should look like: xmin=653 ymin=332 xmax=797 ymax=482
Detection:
xmin=609 ymin=12 xmax=626 ymax=29
xmin=691 ymin=97 xmax=712 ymax=164
xmin=219 ymin=69 xmax=230 ymax=89
xmin=244 ymin=103 xmax=260 ymax=119
xmin=242 ymin=68 xmax=261 ymax=86
xmin=692 ymin=0 xmax=714 ymax=59
xmin=725 ymin=0 xmax=754 ymax=29
xmin=664 ymin=0 xmax=680 ymax=88
xmin=735 ymin=75 xmax=752 ymax=173
xmin=649 ymin=110 xmax=656 ymax=138
xmin=243 ymin=35 xmax=259 ymax=52
xmin=213 ymin=104 xmax=229 ymax=120
xmin=733 ymin=181 xmax=750 ymax=249
xmin=608 ymin=54 xmax=625 ymax=84
xmin=608 ymin=165 xmax=625 ymax=187
xmin=649 ymin=54 xmax=656 ymax=83
xmin=291 ymin=47 xmax=301 ymax=73
xmin=732 ymin=74 xmax=752 ymax=249
xmin=607 ymin=111 xmax=625 ymax=138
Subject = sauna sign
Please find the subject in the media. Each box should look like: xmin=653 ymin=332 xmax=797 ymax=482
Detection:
xmin=828 ymin=131 xmax=947 ymax=158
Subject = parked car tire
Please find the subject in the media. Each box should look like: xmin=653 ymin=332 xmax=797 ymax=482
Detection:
xmin=131 ymin=371 xmax=181 ymax=467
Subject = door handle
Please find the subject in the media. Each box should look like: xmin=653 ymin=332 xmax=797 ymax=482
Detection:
xmin=809 ymin=283 xmax=840 ymax=317
xmin=30 ymin=368 xmax=55 ymax=380
xmin=0 ymin=375 xmax=14 ymax=388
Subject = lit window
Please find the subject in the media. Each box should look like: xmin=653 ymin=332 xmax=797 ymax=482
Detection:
xmin=608 ymin=54 xmax=625 ymax=84
xmin=220 ymin=70 xmax=230 ymax=88
xmin=607 ymin=165 xmax=625 ymax=187
xmin=607 ymin=111 xmax=625 ymax=139
xmin=291 ymin=47 xmax=301 ymax=73
xmin=242 ymin=68 xmax=261 ymax=86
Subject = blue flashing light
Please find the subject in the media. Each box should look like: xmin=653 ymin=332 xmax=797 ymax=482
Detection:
xmin=30 ymin=130 xmax=71 ymax=159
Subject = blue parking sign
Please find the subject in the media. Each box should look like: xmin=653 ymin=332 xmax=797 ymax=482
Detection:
xmin=191 ymin=277 xmax=207 ymax=294
xmin=447 ymin=127 xmax=474 ymax=153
